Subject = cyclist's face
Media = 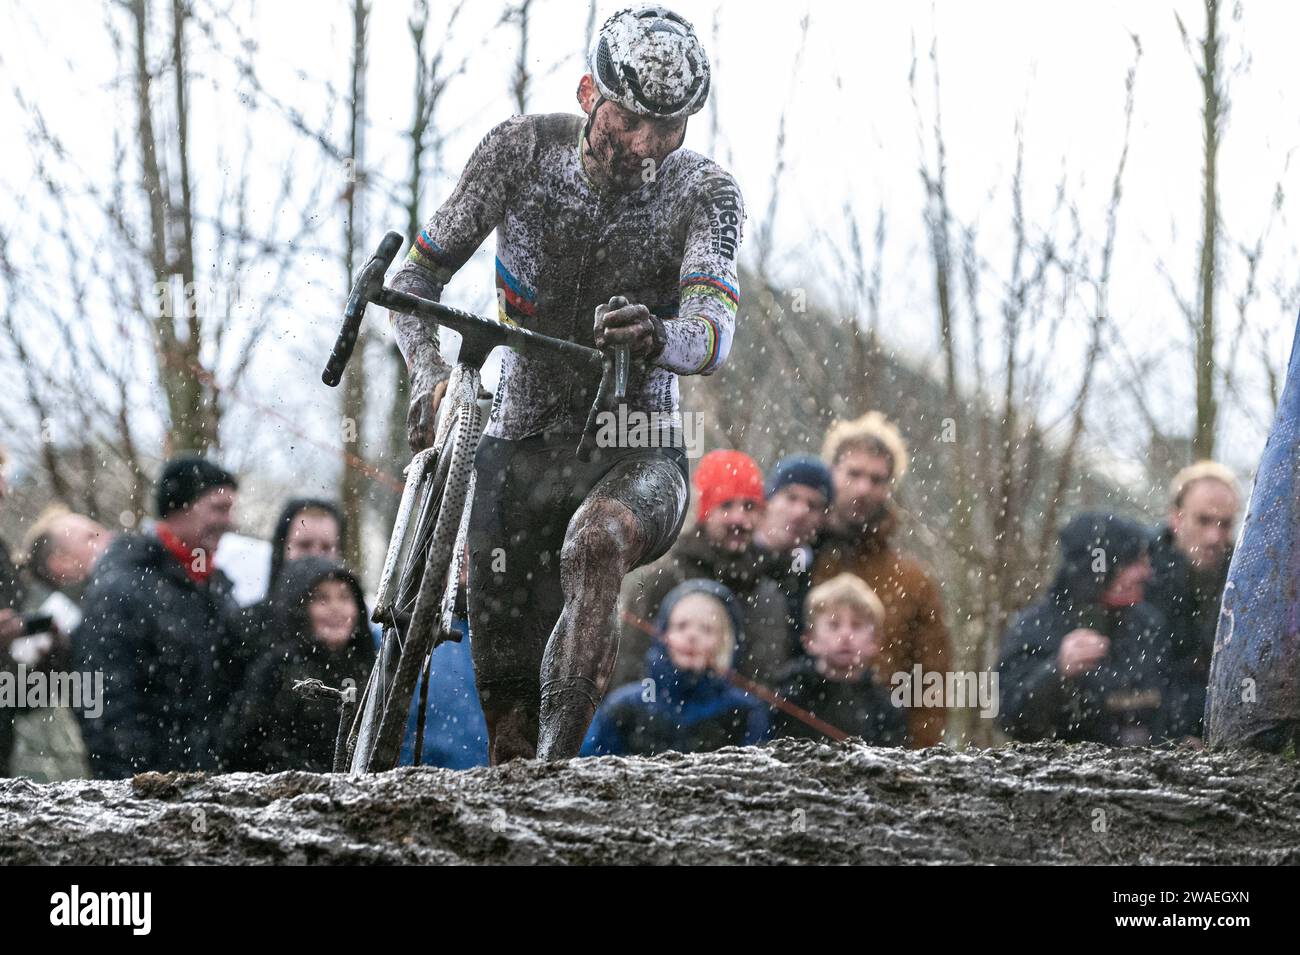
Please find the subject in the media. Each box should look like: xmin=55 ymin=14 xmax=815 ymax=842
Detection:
xmin=701 ymin=498 xmax=760 ymax=553
xmin=581 ymin=77 xmax=686 ymax=187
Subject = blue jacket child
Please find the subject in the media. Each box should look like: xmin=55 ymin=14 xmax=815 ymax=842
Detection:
xmin=368 ymin=614 xmax=489 ymax=770
xmin=581 ymin=579 xmax=770 ymax=757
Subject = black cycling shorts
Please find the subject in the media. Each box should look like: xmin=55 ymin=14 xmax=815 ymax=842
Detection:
xmin=465 ymin=429 xmax=689 ymax=709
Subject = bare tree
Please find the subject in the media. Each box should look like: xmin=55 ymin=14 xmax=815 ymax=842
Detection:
xmin=136 ymin=0 xmax=215 ymax=454
xmin=896 ymin=32 xmax=1140 ymax=745
xmin=754 ymin=10 xmax=810 ymax=284
xmin=339 ymin=0 xmax=371 ymax=573
xmin=1180 ymin=0 xmax=1224 ymax=459
xmin=0 ymin=0 xmax=330 ymax=527
xmin=379 ymin=0 xmax=473 ymax=525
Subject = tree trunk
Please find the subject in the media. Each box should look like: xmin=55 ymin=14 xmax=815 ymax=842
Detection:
xmin=340 ymin=0 xmax=370 ymax=575
xmin=1194 ymin=0 xmax=1221 ymax=459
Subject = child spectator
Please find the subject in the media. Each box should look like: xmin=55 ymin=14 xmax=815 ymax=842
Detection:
xmin=582 ymin=579 xmax=769 ymax=757
xmin=773 ymin=573 xmax=906 ymax=745
xmin=221 ymin=556 xmax=376 ymax=772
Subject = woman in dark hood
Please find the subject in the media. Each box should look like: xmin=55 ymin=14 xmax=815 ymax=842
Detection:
xmin=998 ymin=513 xmax=1182 ymax=746
xmin=221 ymin=557 xmax=376 ymax=772
xmin=231 ymin=500 xmax=347 ymax=688
xmin=268 ymin=498 xmax=346 ymax=594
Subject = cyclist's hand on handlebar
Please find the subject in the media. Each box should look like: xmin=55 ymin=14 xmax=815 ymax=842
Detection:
xmin=594 ymin=295 xmax=663 ymax=358
xmin=406 ymin=378 xmax=449 ymax=453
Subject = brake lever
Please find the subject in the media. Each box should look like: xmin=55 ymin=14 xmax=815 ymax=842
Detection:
xmin=612 ymin=341 xmax=629 ymax=402
xmin=576 ymin=343 xmax=631 ymax=462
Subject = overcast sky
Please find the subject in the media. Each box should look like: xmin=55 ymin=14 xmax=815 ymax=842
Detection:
xmin=2 ymin=0 xmax=1297 ymax=495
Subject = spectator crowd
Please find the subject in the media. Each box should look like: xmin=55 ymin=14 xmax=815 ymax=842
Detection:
xmin=0 ymin=410 xmax=1242 ymax=779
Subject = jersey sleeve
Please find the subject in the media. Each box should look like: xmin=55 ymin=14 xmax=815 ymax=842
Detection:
xmin=388 ymin=116 xmax=534 ymax=394
xmin=654 ymin=169 xmax=745 ymax=376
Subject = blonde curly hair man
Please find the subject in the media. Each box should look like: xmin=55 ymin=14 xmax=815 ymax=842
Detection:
xmin=813 ymin=411 xmax=952 ymax=747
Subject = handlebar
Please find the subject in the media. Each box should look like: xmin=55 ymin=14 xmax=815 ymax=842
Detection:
xmin=323 ymin=231 xmax=404 ymax=387
xmin=326 ymin=230 xmax=632 ymax=460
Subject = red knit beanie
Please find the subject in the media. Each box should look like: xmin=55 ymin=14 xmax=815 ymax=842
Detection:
xmin=694 ymin=450 xmax=765 ymax=523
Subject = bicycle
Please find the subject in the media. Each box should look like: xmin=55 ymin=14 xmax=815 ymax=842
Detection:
xmin=322 ymin=230 xmax=631 ymax=774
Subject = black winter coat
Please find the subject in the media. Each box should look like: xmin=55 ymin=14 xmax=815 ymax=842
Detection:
xmin=219 ymin=557 xmax=375 ymax=772
xmin=772 ymin=656 xmax=907 ymax=746
xmin=0 ymin=538 xmax=26 ymax=774
xmin=74 ymin=531 xmax=245 ymax=778
xmin=998 ymin=596 xmax=1180 ymax=746
xmin=1145 ymin=525 xmax=1230 ymax=737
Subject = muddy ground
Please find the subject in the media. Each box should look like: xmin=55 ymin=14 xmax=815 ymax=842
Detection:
xmin=1 ymin=739 xmax=1297 ymax=864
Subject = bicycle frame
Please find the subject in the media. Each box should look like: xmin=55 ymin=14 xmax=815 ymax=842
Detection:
xmin=326 ymin=230 xmax=630 ymax=461
xmin=349 ymin=361 xmax=484 ymax=771
xmin=326 ymin=230 xmax=636 ymax=772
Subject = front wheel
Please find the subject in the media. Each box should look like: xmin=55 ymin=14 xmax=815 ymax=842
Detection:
xmin=348 ymin=365 xmax=482 ymax=773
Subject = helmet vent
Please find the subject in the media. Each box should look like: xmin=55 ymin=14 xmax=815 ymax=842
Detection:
xmin=596 ymin=37 xmax=621 ymax=92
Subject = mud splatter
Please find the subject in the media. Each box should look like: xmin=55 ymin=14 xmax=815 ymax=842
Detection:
xmin=2 ymin=740 xmax=1297 ymax=864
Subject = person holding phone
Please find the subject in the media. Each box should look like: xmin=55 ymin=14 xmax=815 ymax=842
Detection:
xmin=998 ymin=513 xmax=1182 ymax=747
xmin=4 ymin=505 xmax=113 ymax=780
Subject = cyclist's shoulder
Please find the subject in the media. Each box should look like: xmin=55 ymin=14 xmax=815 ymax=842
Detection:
xmin=474 ymin=113 xmax=532 ymax=153
xmin=468 ymin=113 xmax=580 ymax=181
xmin=482 ymin=112 xmax=579 ymax=150
xmin=663 ymin=149 xmax=743 ymax=201
xmin=527 ymin=111 xmax=584 ymax=141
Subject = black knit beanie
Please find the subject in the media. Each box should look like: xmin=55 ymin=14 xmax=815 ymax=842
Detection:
xmin=155 ymin=456 xmax=239 ymax=518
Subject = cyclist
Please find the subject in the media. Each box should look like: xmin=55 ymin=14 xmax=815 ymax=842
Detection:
xmin=388 ymin=5 xmax=745 ymax=762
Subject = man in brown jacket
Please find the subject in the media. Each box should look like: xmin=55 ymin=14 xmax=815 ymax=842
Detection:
xmin=813 ymin=412 xmax=952 ymax=747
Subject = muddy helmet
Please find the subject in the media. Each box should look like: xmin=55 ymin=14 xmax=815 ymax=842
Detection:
xmin=589 ymin=5 xmax=711 ymax=120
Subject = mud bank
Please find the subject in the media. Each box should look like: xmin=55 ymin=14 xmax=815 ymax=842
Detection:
xmin=1 ymin=740 xmax=1297 ymax=864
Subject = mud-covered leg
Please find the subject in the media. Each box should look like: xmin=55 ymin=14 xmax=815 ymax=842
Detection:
xmin=466 ymin=437 xmax=565 ymax=766
xmin=536 ymin=496 xmax=649 ymax=761
xmin=471 ymin=584 xmax=544 ymax=765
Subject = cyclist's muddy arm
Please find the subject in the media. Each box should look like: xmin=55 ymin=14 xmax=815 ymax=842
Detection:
xmin=388 ymin=265 xmax=451 ymax=396
xmin=388 ymin=116 xmax=535 ymax=394
xmin=654 ymin=171 xmax=745 ymax=376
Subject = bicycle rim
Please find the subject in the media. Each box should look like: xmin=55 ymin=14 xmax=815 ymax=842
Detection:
xmin=348 ymin=382 xmax=468 ymax=773
xmin=364 ymin=369 xmax=482 ymax=772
